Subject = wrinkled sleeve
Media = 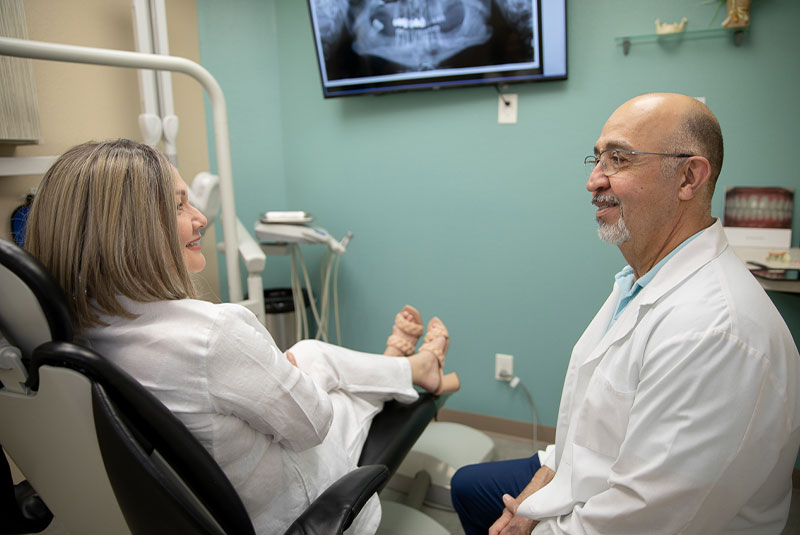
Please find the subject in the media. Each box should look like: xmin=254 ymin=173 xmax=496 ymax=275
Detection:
xmin=205 ymin=304 xmax=333 ymax=452
xmin=528 ymin=331 xmax=791 ymax=535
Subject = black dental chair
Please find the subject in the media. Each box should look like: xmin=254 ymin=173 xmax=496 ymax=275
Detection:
xmin=0 ymin=238 xmax=446 ymax=535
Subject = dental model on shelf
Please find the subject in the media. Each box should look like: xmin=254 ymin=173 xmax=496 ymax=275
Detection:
xmin=767 ymin=250 xmax=793 ymax=264
xmin=655 ymin=17 xmax=688 ymax=34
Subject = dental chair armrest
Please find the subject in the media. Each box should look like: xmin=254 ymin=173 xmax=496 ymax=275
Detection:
xmin=236 ymin=219 xmax=265 ymax=273
xmin=283 ymin=464 xmax=389 ymax=535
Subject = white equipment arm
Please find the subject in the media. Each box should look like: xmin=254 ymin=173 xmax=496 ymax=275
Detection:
xmin=237 ymin=219 xmax=266 ymax=325
xmin=0 ymin=36 xmax=244 ymax=303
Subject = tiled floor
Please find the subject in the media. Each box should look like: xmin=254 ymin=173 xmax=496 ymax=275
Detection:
xmin=380 ymin=432 xmax=800 ymax=535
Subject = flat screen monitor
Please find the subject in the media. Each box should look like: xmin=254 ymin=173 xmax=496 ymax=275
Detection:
xmin=307 ymin=0 xmax=568 ymax=98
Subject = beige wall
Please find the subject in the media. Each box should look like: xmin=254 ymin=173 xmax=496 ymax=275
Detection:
xmin=0 ymin=0 xmax=220 ymax=300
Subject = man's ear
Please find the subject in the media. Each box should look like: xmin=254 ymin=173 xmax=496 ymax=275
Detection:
xmin=678 ymin=156 xmax=712 ymax=201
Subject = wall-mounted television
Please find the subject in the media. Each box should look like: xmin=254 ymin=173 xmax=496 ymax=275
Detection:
xmin=307 ymin=0 xmax=567 ymax=98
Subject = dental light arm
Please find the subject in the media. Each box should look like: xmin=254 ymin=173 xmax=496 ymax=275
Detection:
xmin=0 ymin=35 xmax=243 ymax=303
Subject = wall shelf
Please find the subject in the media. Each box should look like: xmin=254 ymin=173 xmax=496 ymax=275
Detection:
xmin=616 ymin=27 xmax=748 ymax=55
xmin=0 ymin=156 xmax=58 ymax=177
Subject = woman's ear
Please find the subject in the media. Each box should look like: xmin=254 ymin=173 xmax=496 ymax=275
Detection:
xmin=678 ymin=156 xmax=712 ymax=201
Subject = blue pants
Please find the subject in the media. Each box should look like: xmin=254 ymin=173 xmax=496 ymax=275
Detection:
xmin=450 ymin=453 xmax=541 ymax=535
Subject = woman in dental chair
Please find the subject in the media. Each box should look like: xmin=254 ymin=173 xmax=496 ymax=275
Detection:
xmin=23 ymin=139 xmax=459 ymax=535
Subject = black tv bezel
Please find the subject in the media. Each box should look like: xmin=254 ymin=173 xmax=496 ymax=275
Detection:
xmin=306 ymin=0 xmax=568 ymax=98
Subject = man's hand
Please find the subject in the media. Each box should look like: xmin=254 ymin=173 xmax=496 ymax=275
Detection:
xmin=489 ymin=466 xmax=555 ymax=535
xmin=489 ymin=494 xmax=537 ymax=535
xmin=488 ymin=504 xmax=515 ymax=535
xmin=285 ymin=350 xmax=298 ymax=367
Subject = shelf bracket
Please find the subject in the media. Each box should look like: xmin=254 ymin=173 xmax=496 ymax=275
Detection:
xmin=622 ymin=38 xmax=631 ymax=55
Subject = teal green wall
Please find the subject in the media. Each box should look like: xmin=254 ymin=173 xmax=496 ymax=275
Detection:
xmin=197 ymin=0 xmax=800 ymax=430
xmin=196 ymin=0 xmax=287 ymax=295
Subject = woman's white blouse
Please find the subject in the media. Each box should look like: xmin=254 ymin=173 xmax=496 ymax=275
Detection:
xmin=83 ymin=297 xmax=360 ymax=534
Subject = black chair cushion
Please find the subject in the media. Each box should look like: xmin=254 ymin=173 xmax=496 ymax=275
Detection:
xmin=358 ymin=393 xmax=448 ymax=484
xmin=32 ymin=342 xmax=255 ymax=535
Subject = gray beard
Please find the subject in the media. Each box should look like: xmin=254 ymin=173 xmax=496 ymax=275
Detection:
xmin=597 ymin=208 xmax=630 ymax=245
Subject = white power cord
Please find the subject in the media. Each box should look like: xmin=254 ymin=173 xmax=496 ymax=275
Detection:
xmin=316 ymin=251 xmax=333 ymax=341
xmin=289 ymin=245 xmax=308 ymax=340
xmin=332 ymin=252 xmax=342 ymax=344
xmin=295 ymin=244 xmax=325 ymax=342
xmin=500 ymin=373 xmax=539 ymax=448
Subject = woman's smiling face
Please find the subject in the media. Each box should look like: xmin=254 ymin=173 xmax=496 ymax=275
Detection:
xmin=174 ymin=171 xmax=207 ymax=273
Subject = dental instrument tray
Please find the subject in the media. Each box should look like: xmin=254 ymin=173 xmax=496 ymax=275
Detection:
xmin=254 ymin=222 xmax=349 ymax=254
xmin=260 ymin=211 xmax=313 ymax=224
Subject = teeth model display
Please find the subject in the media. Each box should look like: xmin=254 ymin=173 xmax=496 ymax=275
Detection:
xmin=723 ymin=187 xmax=793 ymax=229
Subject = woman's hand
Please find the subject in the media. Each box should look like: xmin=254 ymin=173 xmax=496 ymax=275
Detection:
xmin=285 ymin=350 xmax=298 ymax=367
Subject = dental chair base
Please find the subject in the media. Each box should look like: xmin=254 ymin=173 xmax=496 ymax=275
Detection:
xmin=377 ymin=501 xmax=450 ymax=535
xmin=387 ymin=422 xmax=496 ymax=509
xmin=376 ymin=469 xmax=450 ymax=535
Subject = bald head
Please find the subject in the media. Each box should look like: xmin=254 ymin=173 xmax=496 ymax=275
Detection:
xmin=620 ymin=93 xmax=724 ymax=187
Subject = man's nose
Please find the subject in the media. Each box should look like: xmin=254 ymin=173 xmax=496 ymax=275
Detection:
xmin=586 ymin=163 xmax=609 ymax=193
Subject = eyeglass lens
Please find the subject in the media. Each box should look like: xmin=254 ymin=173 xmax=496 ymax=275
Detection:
xmin=602 ymin=151 xmax=620 ymax=176
xmin=584 ymin=151 xmax=620 ymax=177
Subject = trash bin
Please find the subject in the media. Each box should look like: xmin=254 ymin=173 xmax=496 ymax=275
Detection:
xmin=263 ymin=288 xmax=309 ymax=351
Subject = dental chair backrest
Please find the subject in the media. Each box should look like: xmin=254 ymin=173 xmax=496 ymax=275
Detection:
xmin=21 ymin=340 xmax=257 ymax=535
xmin=0 ymin=238 xmax=72 ymax=360
xmin=0 ymin=238 xmax=256 ymax=535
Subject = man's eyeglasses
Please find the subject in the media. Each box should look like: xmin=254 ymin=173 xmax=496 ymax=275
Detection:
xmin=584 ymin=149 xmax=694 ymax=177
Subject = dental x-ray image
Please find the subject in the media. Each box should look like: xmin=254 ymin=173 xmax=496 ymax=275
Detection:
xmin=309 ymin=0 xmax=543 ymax=94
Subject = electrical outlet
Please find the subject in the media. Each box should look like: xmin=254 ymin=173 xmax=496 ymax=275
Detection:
xmin=495 ymin=353 xmax=513 ymax=381
xmin=497 ymin=94 xmax=518 ymax=124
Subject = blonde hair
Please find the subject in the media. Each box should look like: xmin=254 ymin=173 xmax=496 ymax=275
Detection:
xmin=25 ymin=139 xmax=197 ymax=331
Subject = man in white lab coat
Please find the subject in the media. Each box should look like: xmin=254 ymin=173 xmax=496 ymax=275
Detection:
xmin=451 ymin=93 xmax=800 ymax=534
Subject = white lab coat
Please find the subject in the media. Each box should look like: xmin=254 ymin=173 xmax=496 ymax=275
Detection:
xmin=519 ymin=220 xmax=800 ymax=534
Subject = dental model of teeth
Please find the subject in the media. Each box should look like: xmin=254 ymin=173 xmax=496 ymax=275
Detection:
xmin=766 ymin=250 xmax=792 ymax=264
xmin=654 ymin=17 xmax=688 ymax=34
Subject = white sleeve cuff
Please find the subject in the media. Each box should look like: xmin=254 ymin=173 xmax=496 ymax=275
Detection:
xmin=538 ymin=443 xmax=556 ymax=470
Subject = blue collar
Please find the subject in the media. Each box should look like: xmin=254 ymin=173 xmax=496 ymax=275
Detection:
xmin=607 ymin=229 xmax=704 ymax=329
